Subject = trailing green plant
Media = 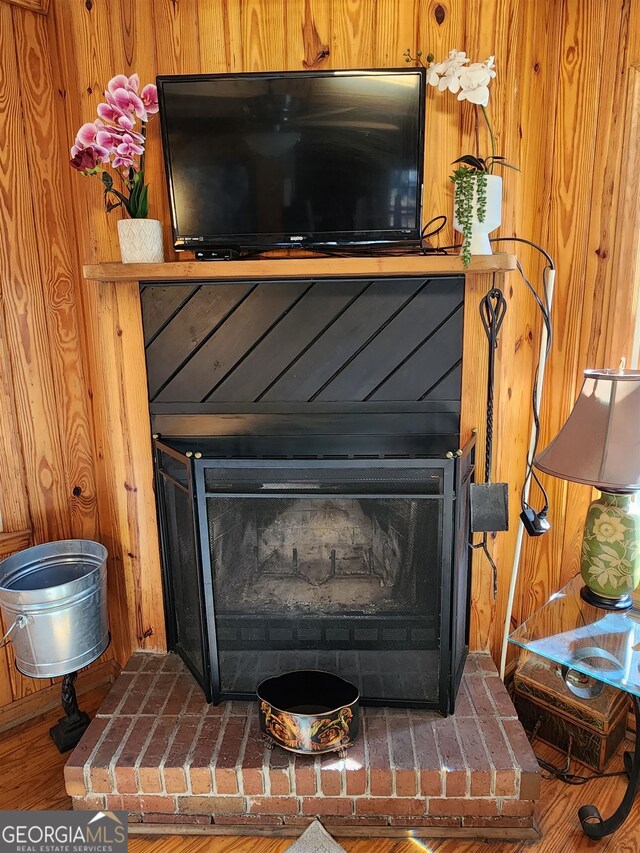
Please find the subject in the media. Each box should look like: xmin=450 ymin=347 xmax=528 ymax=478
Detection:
xmin=451 ymin=167 xmax=486 ymax=267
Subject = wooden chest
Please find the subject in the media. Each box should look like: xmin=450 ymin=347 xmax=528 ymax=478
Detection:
xmin=513 ymin=655 xmax=628 ymax=772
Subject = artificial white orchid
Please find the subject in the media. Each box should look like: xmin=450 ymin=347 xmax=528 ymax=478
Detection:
xmin=411 ymin=47 xmax=502 ymax=166
xmin=426 ymin=49 xmax=470 ymax=93
xmin=457 ymin=56 xmax=496 ymax=106
xmin=426 ymin=51 xmax=496 ymax=106
xmin=404 ymin=45 xmax=518 ymax=266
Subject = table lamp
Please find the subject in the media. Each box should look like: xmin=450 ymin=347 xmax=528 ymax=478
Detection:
xmin=534 ymin=368 xmax=640 ymax=610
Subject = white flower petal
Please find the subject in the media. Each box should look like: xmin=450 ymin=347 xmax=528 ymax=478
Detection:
xmin=458 ymin=86 xmax=490 ymax=106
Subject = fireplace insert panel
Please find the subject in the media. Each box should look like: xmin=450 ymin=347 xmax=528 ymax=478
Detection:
xmin=155 ymin=441 xmax=474 ymax=712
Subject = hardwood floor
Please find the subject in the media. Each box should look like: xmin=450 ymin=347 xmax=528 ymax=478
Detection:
xmin=1 ymin=685 xmax=638 ymax=853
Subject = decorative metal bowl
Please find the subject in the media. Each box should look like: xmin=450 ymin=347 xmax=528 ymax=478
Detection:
xmin=257 ymin=669 xmax=360 ymax=755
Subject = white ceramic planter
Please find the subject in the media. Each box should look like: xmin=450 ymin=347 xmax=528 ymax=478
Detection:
xmin=117 ymin=218 xmax=164 ymax=264
xmin=453 ymin=174 xmax=502 ymax=256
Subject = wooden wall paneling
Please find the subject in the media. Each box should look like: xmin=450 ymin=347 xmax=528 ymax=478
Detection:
xmin=0 ymin=308 xmax=30 ymax=535
xmin=607 ymin=61 xmax=640 ymax=366
xmin=50 ymin=0 xmax=120 ymax=264
xmin=416 ymin=1 xmax=463 ymax=248
xmin=372 ymin=0 xmax=418 ymax=67
xmin=153 ymin=0 xmax=201 ymax=77
xmin=297 ymin=0 xmax=332 ymax=70
xmin=81 ymin=279 xmax=165 ymax=657
xmin=555 ymin=0 xmax=633 ymax=597
xmin=240 ymin=0 xmax=288 ymax=71
xmin=463 ymin=0 xmax=566 ymax=658
xmin=12 ymin=7 xmax=98 ymax=542
xmin=328 ymin=0 xmax=374 ymax=69
xmin=116 ymin=0 xmax=172 ymax=262
xmin=492 ymin=0 xmax=565 ymax=663
xmin=0 ymin=312 xmax=39 ymax=704
xmin=3 ymin=0 xmax=49 ymax=13
xmin=0 ymin=530 xmax=31 ymax=559
xmin=605 ymin=0 xmax=640 ymax=367
xmin=196 ymin=0 xmax=243 ymax=73
xmin=151 ymin=0 xmax=200 ymax=261
xmin=578 ymin=0 xmax=632 ymax=374
xmin=0 ymin=5 xmax=71 ymax=556
xmin=532 ymin=0 xmax=635 ymax=639
xmin=49 ymin=0 xmax=131 ymax=662
xmin=517 ymin=1 xmax=609 ymax=632
xmin=50 ymin=0 xmax=166 ymax=658
xmin=606 ymin=2 xmax=640 ymax=367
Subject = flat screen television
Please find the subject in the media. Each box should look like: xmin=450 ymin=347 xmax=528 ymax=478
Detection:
xmin=157 ymin=68 xmax=426 ymax=254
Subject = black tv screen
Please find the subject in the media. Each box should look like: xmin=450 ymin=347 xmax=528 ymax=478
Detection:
xmin=157 ymin=69 xmax=425 ymax=252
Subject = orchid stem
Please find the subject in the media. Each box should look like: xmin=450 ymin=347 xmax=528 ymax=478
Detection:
xmin=481 ymin=105 xmax=496 ymax=174
xmin=140 ymin=122 xmax=147 ymax=178
xmin=474 ymin=105 xmax=480 ymax=160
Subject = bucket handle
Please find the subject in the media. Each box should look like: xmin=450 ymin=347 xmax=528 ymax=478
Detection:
xmin=0 ymin=614 xmax=29 ymax=649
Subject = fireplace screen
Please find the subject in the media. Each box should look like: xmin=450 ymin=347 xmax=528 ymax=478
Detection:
xmin=208 ymin=494 xmax=442 ymax=700
xmin=155 ymin=443 xmax=472 ymax=711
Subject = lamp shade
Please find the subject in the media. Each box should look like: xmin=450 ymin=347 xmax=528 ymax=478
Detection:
xmin=534 ymin=369 xmax=640 ymax=491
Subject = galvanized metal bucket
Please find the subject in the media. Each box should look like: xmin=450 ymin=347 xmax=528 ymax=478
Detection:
xmin=0 ymin=540 xmax=109 ymax=678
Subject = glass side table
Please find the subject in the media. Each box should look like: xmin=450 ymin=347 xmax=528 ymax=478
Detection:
xmin=509 ymin=574 xmax=640 ymax=839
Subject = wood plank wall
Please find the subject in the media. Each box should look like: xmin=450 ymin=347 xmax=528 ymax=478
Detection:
xmin=0 ymin=0 xmax=638 ymax=713
xmin=0 ymin=0 xmax=113 ymax=707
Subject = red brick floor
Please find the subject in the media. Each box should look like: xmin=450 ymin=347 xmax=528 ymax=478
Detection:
xmin=65 ymin=653 xmax=540 ymax=836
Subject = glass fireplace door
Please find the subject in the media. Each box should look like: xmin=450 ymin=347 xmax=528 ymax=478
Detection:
xmin=195 ymin=459 xmax=454 ymax=705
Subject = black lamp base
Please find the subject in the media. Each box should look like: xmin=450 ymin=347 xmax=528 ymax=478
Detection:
xmin=49 ymin=710 xmax=90 ymax=753
xmin=580 ymin=585 xmax=633 ymax=611
xmin=49 ymin=671 xmax=90 ymax=753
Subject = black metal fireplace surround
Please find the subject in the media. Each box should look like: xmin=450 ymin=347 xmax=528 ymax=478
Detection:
xmin=143 ymin=274 xmax=474 ymax=714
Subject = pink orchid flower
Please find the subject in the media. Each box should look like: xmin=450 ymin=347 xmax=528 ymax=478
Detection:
xmin=72 ymin=120 xmax=111 ymax=163
xmin=106 ymin=87 xmax=148 ymax=121
xmin=111 ymin=131 xmax=145 ymax=169
xmin=75 ymin=120 xmax=103 ymax=147
xmin=141 ymin=83 xmax=159 ymax=115
xmin=105 ymin=125 xmax=144 ymax=145
xmin=97 ymin=101 xmax=135 ymax=129
xmin=111 ymin=153 xmax=136 ymax=170
xmin=105 ymin=73 xmax=149 ymax=120
xmin=107 ymin=73 xmax=140 ymax=95
xmin=70 ymin=72 xmax=157 ymax=217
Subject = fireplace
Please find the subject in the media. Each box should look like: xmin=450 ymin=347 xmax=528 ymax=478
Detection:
xmin=154 ymin=429 xmax=473 ymax=714
xmin=142 ymin=273 xmax=470 ymax=713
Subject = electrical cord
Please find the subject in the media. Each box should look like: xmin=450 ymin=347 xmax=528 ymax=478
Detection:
xmin=512 ymin=257 xmax=552 ymax=517
xmin=483 ymin=237 xmax=554 ymax=523
xmin=536 ymin=756 xmax=628 ymax=786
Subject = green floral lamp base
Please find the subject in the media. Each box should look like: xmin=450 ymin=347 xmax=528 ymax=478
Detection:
xmin=580 ymin=490 xmax=640 ymax=611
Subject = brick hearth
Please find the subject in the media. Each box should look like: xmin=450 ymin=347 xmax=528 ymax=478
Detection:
xmin=65 ymin=653 xmax=540 ymax=837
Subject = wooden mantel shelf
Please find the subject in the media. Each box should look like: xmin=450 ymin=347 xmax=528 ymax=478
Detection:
xmin=83 ymin=253 xmax=516 ymax=282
